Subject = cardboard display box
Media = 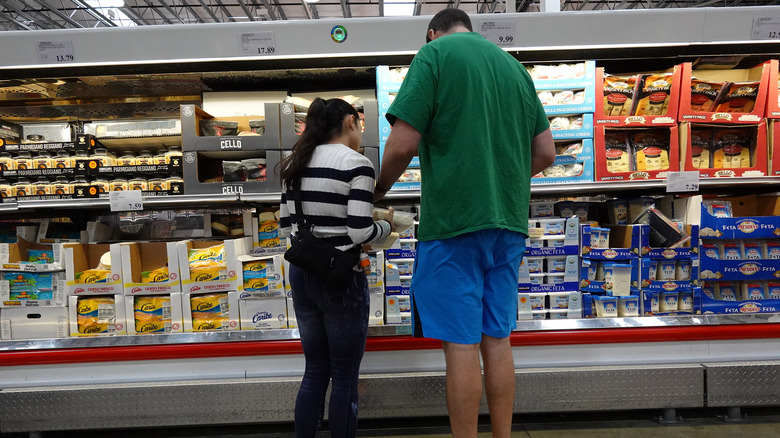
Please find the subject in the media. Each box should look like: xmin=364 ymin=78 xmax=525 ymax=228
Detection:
xmin=177 ymin=238 xmax=249 ymax=294
xmin=0 ymin=237 xmax=62 ymax=271
xmin=182 ymin=149 xmax=282 ymax=195
xmin=765 ymin=60 xmax=780 ymax=119
xmin=1 ymin=270 xmax=66 ymax=308
xmin=68 ymin=294 xmax=128 ymax=337
xmin=239 ymin=296 xmax=287 ymax=330
xmin=120 ymin=242 xmax=182 ymax=295
xmin=594 ymin=125 xmax=680 ymax=182
xmin=768 ymin=119 xmax=780 ymax=176
xmin=679 ymin=62 xmax=769 ymax=125
xmin=280 ymin=100 xmax=379 ymax=149
xmin=531 ymin=61 xmax=597 ymax=91
xmin=679 ymin=121 xmax=767 ymax=178
xmin=62 ymin=243 xmax=123 ymax=295
xmin=252 ymin=211 xmax=287 ymax=255
xmin=1 ymin=307 xmax=69 ymax=340
xmin=595 ymin=65 xmax=682 ymax=127
xmin=182 ymin=290 xmax=240 ymax=332
xmin=180 ymin=104 xmax=281 ymax=151
xmin=699 ymin=204 xmax=780 ymax=240
xmin=124 ymin=292 xmax=184 ymax=335
xmin=581 ymin=224 xmax=643 ymax=259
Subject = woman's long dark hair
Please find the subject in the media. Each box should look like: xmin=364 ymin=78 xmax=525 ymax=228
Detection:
xmin=277 ymin=97 xmax=360 ymax=188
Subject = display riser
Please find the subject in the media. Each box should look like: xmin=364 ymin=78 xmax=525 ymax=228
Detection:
xmin=0 ymin=364 xmax=719 ymax=432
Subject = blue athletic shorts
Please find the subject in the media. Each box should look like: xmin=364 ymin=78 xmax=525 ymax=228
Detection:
xmin=410 ymin=228 xmax=526 ymax=344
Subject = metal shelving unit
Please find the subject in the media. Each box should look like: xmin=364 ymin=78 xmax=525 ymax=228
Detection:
xmin=1 ymin=9 xmax=780 ymax=432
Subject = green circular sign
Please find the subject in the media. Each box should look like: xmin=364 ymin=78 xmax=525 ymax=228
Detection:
xmin=331 ymin=25 xmax=347 ymax=43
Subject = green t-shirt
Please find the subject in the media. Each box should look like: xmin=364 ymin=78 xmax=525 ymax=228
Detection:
xmin=386 ymin=32 xmax=549 ymax=241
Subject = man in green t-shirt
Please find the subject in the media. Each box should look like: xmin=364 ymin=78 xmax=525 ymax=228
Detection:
xmin=374 ymin=8 xmax=555 ymax=438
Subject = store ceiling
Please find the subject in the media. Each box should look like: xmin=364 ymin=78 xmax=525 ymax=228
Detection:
xmin=0 ymin=0 xmax=773 ymax=31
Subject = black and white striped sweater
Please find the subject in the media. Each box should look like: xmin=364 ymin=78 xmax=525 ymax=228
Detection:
xmin=279 ymin=143 xmax=391 ymax=251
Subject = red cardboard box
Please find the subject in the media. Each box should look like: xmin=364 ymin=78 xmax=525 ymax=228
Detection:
xmin=769 ymin=119 xmax=780 ymax=176
xmin=679 ymin=62 xmax=769 ymax=125
xmin=680 ymin=121 xmax=768 ymax=178
xmin=594 ymin=125 xmax=680 ymax=182
xmin=595 ymin=66 xmax=681 ymax=127
xmin=765 ymin=60 xmax=780 ymax=119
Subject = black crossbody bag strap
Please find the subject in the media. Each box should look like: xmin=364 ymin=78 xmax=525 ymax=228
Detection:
xmin=291 ymin=183 xmax=310 ymax=231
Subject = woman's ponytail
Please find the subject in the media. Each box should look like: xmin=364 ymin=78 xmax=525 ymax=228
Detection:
xmin=277 ymin=97 xmax=361 ymax=188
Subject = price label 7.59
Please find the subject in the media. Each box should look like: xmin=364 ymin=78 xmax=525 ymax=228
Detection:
xmin=109 ymin=191 xmax=143 ymax=212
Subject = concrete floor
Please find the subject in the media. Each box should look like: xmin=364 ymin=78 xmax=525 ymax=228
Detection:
xmin=4 ymin=409 xmax=780 ymax=437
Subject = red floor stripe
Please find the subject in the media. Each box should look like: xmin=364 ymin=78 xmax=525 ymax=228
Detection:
xmin=1 ymin=323 xmax=778 ymax=367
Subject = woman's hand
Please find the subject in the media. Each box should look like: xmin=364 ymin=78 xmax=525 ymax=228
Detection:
xmin=384 ymin=206 xmax=396 ymax=232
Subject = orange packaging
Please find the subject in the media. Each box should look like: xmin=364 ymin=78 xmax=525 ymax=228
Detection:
xmin=634 ymin=74 xmax=674 ymax=116
xmin=711 ymin=128 xmax=753 ymax=168
xmin=689 ymin=128 xmax=714 ymax=169
xmin=603 ymin=75 xmax=638 ymax=117
xmin=604 ymin=131 xmax=632 ymax=173
xmin=712 ymin=82 xmax=760 ymax=113
xmin=689 ymin=79 xmax=725 ymax=112
xmin=629 ymin=130 xmax=670 ymax=171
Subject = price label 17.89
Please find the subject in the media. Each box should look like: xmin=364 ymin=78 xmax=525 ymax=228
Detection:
xmin=239 ymin=32 xmax=277 ymax=56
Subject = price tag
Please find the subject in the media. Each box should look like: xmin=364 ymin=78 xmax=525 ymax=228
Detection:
xmin=666 ymin=171 xmax=700 ymax=193
xmin=238 ymin=32 xmax=277 ymax=56
xmin=751 ymin=17 xmax=780 ymax=40
xmin=36 ymin=40 xmax=75 ymax=64
xmin=478 ymin=21 xmax=516 ymax=46
xmin=109 ymin=190 xmax=143 ymax=212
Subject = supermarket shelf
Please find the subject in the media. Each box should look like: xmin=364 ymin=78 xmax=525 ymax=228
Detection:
xmin=1 ymin=314 xmax=777 ymax=353
xmin=5 ymin=177 xmax=780 ymax=212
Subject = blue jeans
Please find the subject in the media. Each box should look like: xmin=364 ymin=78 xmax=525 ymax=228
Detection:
xmin=289 ymin=264 xmax=369 ymax=438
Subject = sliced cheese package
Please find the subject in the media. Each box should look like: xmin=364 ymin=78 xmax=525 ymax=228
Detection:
xmin=141 ymin=266 xmax=169 ymax=283
xmin=603 ymin=75 xmax=639 ymax=117
xmin=629 ymin=130 xmax=670 ymax=172
xmin=604 ymin=131 xmax=633 ymax=173
xmin=188 ymin=244 xmax=227 ymax=281
xmin=712 ymin=81 xmax=760 ymax=113
xmin=190 ymin=292 xmax=230 ymax=331
xmin=689 ymin=79 xmax=726 ymax=112
xmin=634 ymin=73 xmax=674 ymax=116
xmin=74 ymin=269 xmax=110 ymax=284
xmin=690 ymin=128 xmax=714 ymax=169
xmin=711 ymin=128 xmax=753 ymax=168
xmin=76 ymin=296 xmax=116 ymax=334
xmin=134 ymin=296 xmax=171 ymax=334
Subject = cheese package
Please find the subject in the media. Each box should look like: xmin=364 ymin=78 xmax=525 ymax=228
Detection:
xmin=634 ymin=73 xmax=674 ymax=116
xmin=629 ymin=130 xmax=670 ymax=171
xmin=188 ymin=244 xmax=225 ymax=264
xmin=690 ymin=128 xmax=714 ymax=169
xmin=689 ymin=79 xmax=725 ymax=112
xmin=76 ymin=296 xmax=115 ymax=334
xmin=74 ymin=269 xmax=110 ymax=284
xmin=603 ymin=75 xmax=638 ymax=116
xmin=134 ymin=296 xmax=171 ymax=334
xmin=604 ymin=131 xmax=632 ymax=173
xmin=141 ymin=266 xmax=169 ymax=283
xmin=190 ymin=292 xmax=229 ymax=331
xmin=712 ymin=81 xmax=760 ymax=113
xmin=711 ymin=128 xmax=753 ymax=168
xmin=188 ymin=244 xmax=227 ymax=281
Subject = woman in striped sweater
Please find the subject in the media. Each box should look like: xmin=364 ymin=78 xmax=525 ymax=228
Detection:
xmin=278 ymin=97 xmax=394 ymax=438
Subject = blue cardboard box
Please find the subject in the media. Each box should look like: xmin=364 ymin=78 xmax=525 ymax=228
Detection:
xmin=531 ymin=61 xmax=597 ymax=91
xmin=699 ymin=206 xmax=780 ymax=240
xmin=581 ymin=224 xmax=642 ymax=259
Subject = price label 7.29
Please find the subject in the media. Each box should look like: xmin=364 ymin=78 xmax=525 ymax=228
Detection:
xmin=666 ymin=171 xmax=700 ymax=193
xmin=109 ymin=190 xmax=143 ymax=212
xmin=239 ymin=32 xmax=277 ymax=56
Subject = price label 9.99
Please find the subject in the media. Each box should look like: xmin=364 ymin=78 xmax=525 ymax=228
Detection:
xmin=478 ymin=20 xmax=516 ymax=46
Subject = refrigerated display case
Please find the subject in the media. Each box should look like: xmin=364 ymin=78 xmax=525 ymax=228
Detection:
xmin=1 ymin=7 xmax=780 ymax=433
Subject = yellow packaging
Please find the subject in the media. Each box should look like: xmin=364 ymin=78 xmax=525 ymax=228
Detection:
xmin=604 ymin=131 xmax=632 ymax=173
xmin=259 ymin=238 xmax=281 ymax=248
xmin=630 ymin=130 xmax=670 ymax=172
xmin=690 ymin=128 xmax=713 ymax=169
xmin=603 ymin=75 xmax=638 ymax=116
xmin=135 ymin=320 xmax=168 ymax=334
xmin=189 ymin=261 xmax=225 ymax=282
xmin=634 ymin=73 xmax=674 ymax=116
xmin=77 ymin=296 xmax=115 ymax=334
xmin=188 ymin=244 xmax=226 ymax=263
xmin=141 ymin=266 xmax=169 ymax=283
xmin=712 ymin=128 xmax=753 ymax=169
xmin=74 ymin=269 xmax=110 ymax=284
xmin=134 ymin=296 xmax=170 ymax=317
xmin=243 ymin=260 xmax=268 ymax=272
xmin=192 ymin=318 xmax=226 ymax=331
xmin=244 ymin=276 xmax=269 ymax=291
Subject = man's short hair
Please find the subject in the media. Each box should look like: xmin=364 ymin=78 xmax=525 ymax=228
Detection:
xmin=426 ymin=8 xmax=473 ymax=43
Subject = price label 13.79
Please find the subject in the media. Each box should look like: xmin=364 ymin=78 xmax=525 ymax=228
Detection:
xmin=36 ymin=40 xmax=75 ymax=64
